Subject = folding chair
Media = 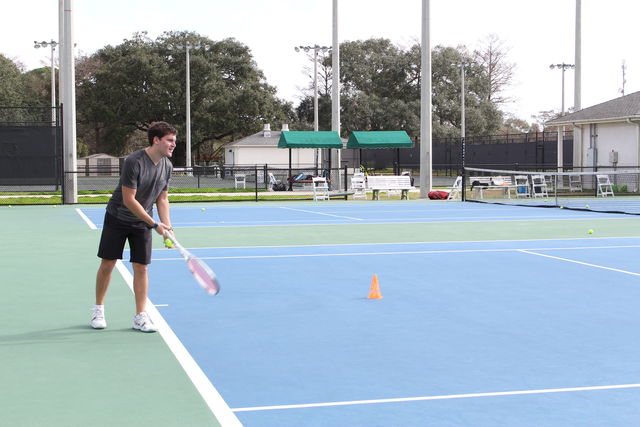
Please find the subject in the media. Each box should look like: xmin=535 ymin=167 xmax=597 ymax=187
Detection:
xmin=312 ymin=177 xmax=330 ymax=201
xmin=447 ymin=176 xmax=462 ymax=200
xmin=350 ymin=173 xmax=367 ymax=199
xmin=597 ymin=174 xmax=615 ymax=197
xmin=531 ymin=175 xmax=548 ymax=198
xmin=234 ymin=174 xmax=246 ymax=189
xmin=515 ymin=175 xmax=530 ymax=198
xmin=268 ymin=172 xmax=280 ymax=191
xmin=569 ymin=174 xmax=582 ymax=192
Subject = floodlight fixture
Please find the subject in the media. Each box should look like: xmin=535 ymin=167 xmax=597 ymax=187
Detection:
xmin=33 ymin=40 xmax=59 ymax=124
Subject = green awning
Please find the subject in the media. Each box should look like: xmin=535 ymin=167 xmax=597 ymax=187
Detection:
xmin=277 ymin=131 xmax=343 ymax=148
xmin=346 ymin=131 xmax=414 ymax=149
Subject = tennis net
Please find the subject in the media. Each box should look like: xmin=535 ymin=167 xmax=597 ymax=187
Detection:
xmin=463 ymin=167 xmax=640 ymax=215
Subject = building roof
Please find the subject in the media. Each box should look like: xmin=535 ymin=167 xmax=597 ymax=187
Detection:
xmin=546 ymin=91 xmax=640 ymax=126
xmin=277 ymin=131 xmax=343 ymax=148
xmin=346 ymin=131 xmax=414 ymax=149
xmin=227 ymin=128 xmax=348 ymax=148
xmin=226 ymin=130 xmax=282 ymax=148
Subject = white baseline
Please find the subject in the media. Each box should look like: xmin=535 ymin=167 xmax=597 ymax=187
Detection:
xmin=114 ymin=262 xmax=242 ymax=426
xmin=232 ymin=383 xmax=640 ymax=412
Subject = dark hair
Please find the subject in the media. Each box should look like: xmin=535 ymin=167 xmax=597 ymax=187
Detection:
xmin=148 ymin=121 xmax=177 ymax=145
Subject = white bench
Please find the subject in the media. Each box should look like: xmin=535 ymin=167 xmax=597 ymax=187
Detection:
xmin=469 ymin=176 xmax=516 ymax=199
xmin=367 ymin=175 xmax=415 ymax=200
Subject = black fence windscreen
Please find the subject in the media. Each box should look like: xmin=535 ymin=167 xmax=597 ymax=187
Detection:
xmin=0 ymin=126 xmax=62 ymax=185
xmin=0 ymin=106 xmax=62 ymax=186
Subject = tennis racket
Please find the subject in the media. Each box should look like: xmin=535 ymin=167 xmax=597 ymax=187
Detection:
xmin=164 ymin=233 xmax=220 ymax=295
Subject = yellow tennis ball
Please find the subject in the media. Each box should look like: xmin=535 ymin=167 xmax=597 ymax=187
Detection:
xmin=201 ymin=208 xmax=206 ymax=212
xmin=164 ymin=238 xmax=173 ymax=248
xmin=588 ymin=229 xmax=594 ymax=234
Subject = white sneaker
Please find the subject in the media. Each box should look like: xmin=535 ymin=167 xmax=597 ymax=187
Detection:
xmin=90 ymin=307 xmax=107 ymax=329
xmin=132 ymin=312 xmax=157 ymax=333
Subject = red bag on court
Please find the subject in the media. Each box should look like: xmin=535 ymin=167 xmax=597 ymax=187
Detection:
xmin=428 ymin=190 xmax=449 ymax=200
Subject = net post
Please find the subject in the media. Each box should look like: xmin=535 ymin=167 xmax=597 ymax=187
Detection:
xmin=461 ymin=168 xmax=466 ymax=201
xmin=254 ymin=165 xmax=258 ymax=202
xmin=264 ymin=164 xmax=268 ymax=190
xmin=343 ymin=164 xmax=348 ymax=194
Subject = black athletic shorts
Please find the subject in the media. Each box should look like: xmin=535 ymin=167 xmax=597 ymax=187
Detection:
xmin=97 ymin=212 xmax=153 ymax=265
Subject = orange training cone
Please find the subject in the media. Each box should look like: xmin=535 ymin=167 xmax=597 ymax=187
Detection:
xmin=368 ymin=274 xmax=383 ymax=299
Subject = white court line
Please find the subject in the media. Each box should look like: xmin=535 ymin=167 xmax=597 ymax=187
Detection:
xmin=279 ymin=206 xmax=363 ymax=221
xmin=75 ymin=208 xmax=97 ymax=229
xmin=232 ymin=383 xmax=640 ymax=412
xmin=114 ymin=261 xmax=242 ymax=426
xmin=153 ymin=245 xmax=640 ymax=261
xmin=159 ymin=235 xmax=640 ymax=251
xmin=167 ymin=215 xmax=632 ymax=229
xmin=176 ymin=214 xmax=607 ymax=225
xmin=518 ymin=249 xmax=640 ymax=277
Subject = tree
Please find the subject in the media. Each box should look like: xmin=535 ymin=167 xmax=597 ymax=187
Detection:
xmin=337 ymin=39 xmax=421 ymax=136
xmin=322 ymin=39 xmax=502 ymax=140
xmin=474 ymin=34 xmax=515 ymax=105
xmin=0 ymin=55 xmax=27 ymax=106
xmin=76 ymin=31 xmax=295 ymax=160
xmin=295 ymin=93 xmax=332 ymax=130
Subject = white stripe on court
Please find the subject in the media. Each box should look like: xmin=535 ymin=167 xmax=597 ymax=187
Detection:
xmin=164 ymin=235 xmax=640 ymax=251
xmin=231 ymin=383 xmax=640 ymax=412
xmin=153 ymin=244 xmax=640 ymax=262
xmin=279 ymin=206 xmax=363 ymax=221
xmin=518 ymin=249 xmax=640 ymax=277
xmin=75 ymin=208 xmax=97 ymax=229
xmin=115 ymin=262 xmax=242 ymax=427
xmin=167 ymin=215 xmax=632 ymax=229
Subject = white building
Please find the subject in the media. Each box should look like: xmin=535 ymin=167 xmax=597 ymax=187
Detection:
xmin=78 ymin=153 xmax=122 ymax=176
xmin=224 ymin=124 xmax=317 ymax=168
xmin=547 ymin=91 xmax=640 ymax=168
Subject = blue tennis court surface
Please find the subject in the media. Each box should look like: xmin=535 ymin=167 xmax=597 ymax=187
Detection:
xmin=81 ymin=201 xmax=629 ymax=228
xmin=140 ymin=237 xmax=640 ymax=426
xmin=79 ymin=203 xmax=640 ymax=425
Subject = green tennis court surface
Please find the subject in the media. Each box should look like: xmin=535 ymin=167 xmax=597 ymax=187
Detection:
xmin=2 ymin=201 xmax=640 ymax=426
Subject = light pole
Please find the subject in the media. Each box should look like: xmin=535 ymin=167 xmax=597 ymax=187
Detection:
xmin=295 ymin=45 xmax=331 ymax=132
xmin=550 ymin=63 xmax=574 ymax=170
xmin=33 ymin=40 xmax=58 ymax=124
xmin=170 ymin=42 xmax=209 ymax=169
xmin=453 ymin=62 xmax=468 ymax=171
xmin=549 ymin=63 xmax=574 ymax=115
xmin=295 ymin=44 xmax=331 ymax=170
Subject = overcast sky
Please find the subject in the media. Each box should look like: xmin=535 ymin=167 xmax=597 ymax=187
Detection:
xmin=3 ymin=0 xmax=639 ymax=123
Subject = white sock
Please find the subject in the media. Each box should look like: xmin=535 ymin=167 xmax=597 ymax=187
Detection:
xmin=93 ymin=304 xmax=104 ymax=311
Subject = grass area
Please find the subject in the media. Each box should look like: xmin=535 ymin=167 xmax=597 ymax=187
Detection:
xmin=0 ymin=193 xmax=319 ymax=205
xmin=0 ymin=187 xmax=266 ymax=196
xmin=0 ymin=192 xmax=428 ymax=205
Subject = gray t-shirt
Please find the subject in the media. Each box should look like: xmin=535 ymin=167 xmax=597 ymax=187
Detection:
xmin=106 ymin=149 xmax=173 ymax=225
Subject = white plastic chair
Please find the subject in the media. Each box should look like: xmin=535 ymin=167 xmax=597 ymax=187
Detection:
xmin=351 ymin=173 xmax=367 ymax=199
xmin=569 ymin=174 xmax=582 ymax=192
xmin=312 ymin=177 xmax=330 ymax=201
xmin=234 ymin=174 xmax=246 ymax=189
xmin=515 ymin=175 xmax=530 ymax=198
xmin=597 ymin=174 xmax=614 ymax=197
xmin=531 ymin=175 xmax=548 ymax=198
xmin=268 ymin=172 xmax=280 ymax=191
xmin=447 ymin=176 xmax=462 ymax=200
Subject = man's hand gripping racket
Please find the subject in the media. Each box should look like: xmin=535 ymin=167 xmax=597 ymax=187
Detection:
xmin=164 ymin=232 xmax=220 ymax=295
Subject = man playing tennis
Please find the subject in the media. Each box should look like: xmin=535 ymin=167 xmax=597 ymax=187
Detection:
xmin=90 ymin=121 xmax=176 ymax=332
